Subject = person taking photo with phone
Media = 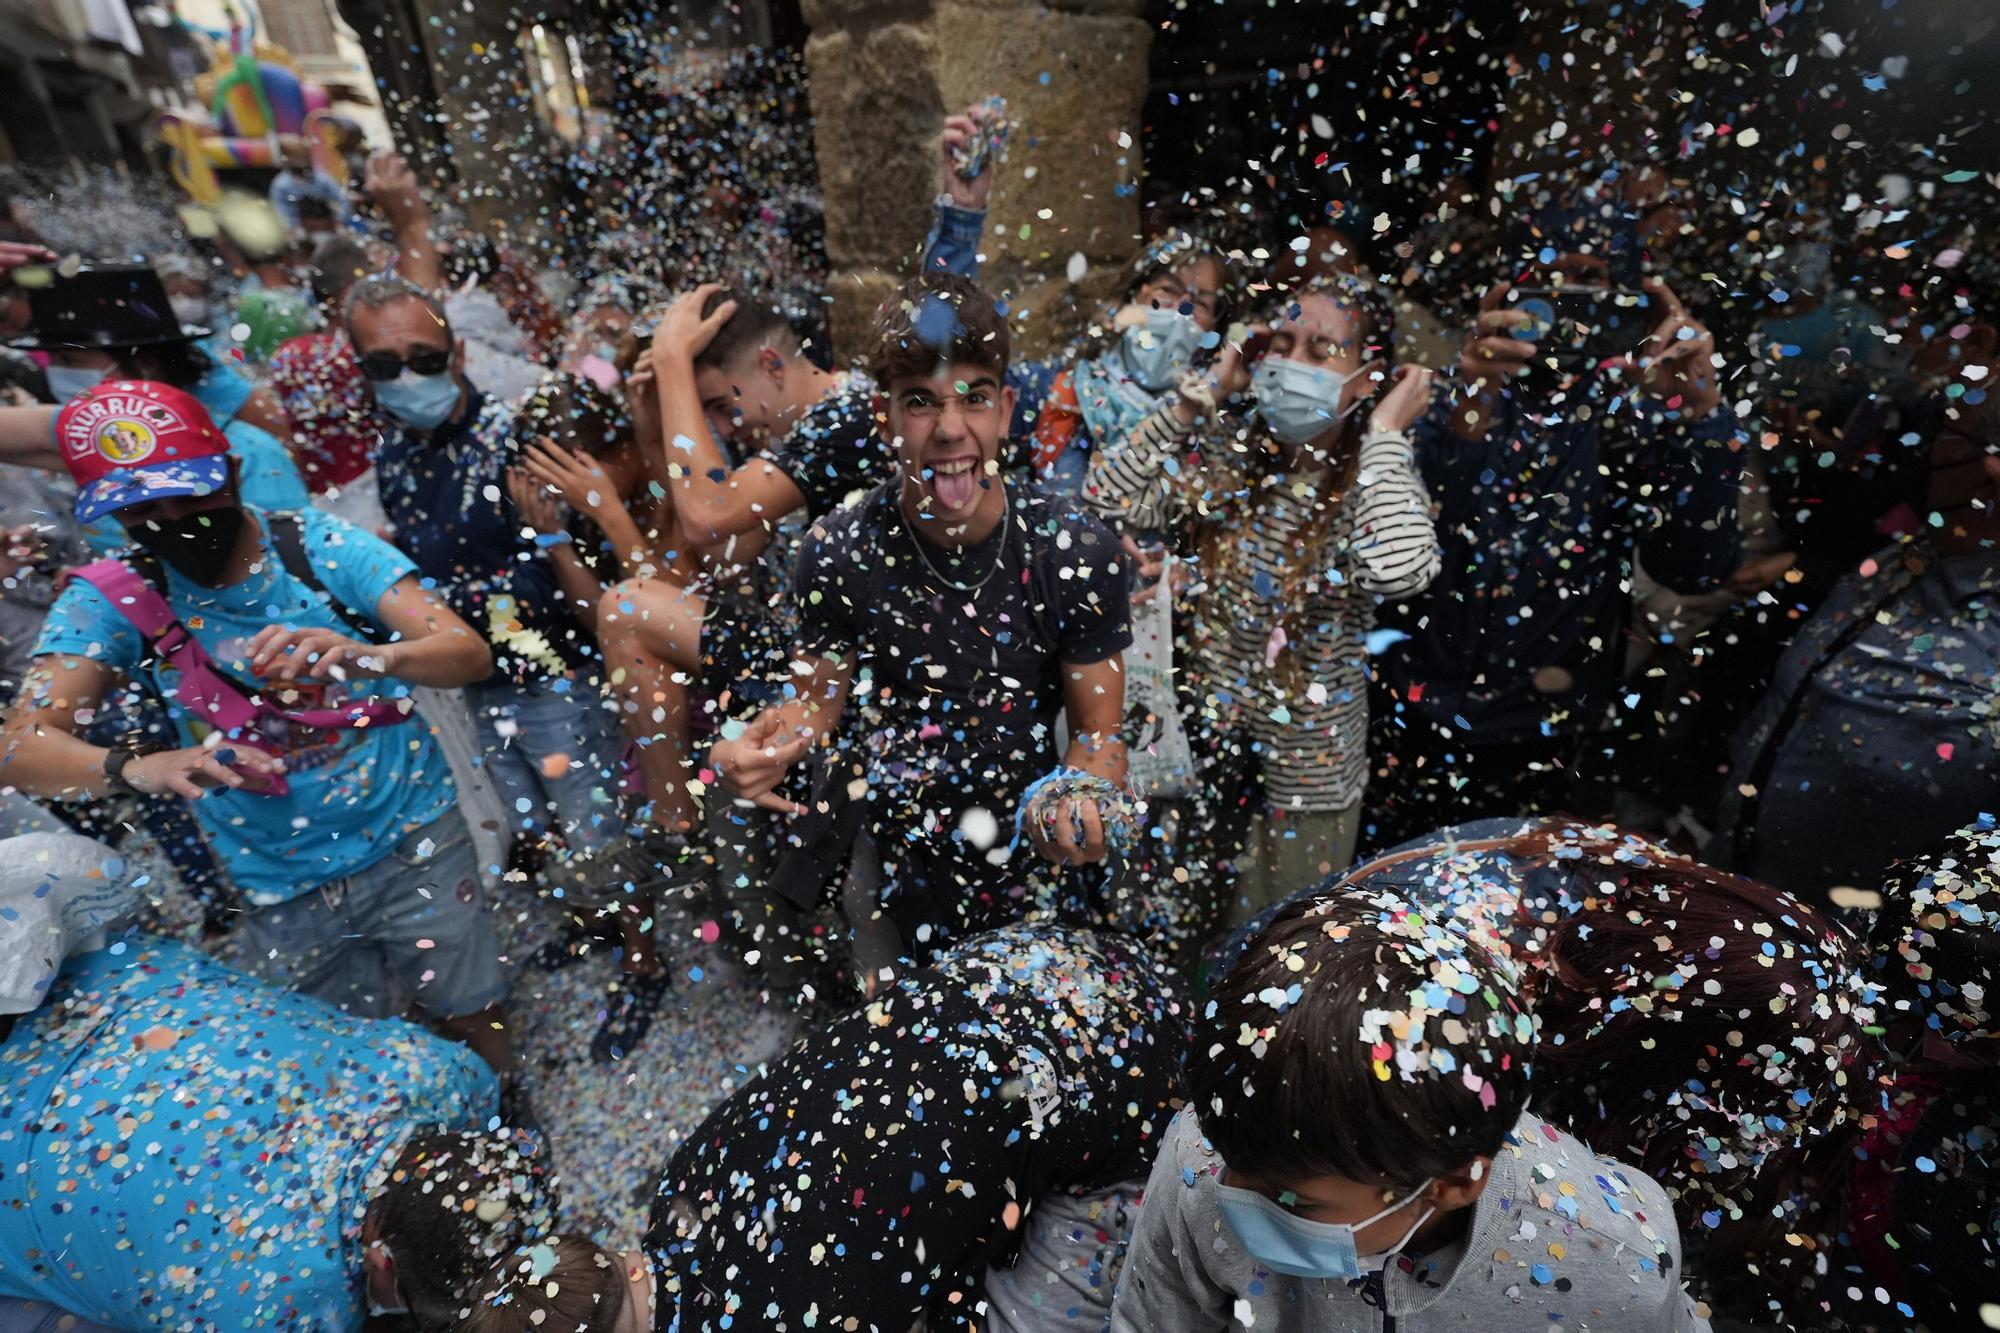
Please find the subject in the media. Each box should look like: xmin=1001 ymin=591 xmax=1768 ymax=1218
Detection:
xmin=1364 ymin=201 xmax=1747 ymax=850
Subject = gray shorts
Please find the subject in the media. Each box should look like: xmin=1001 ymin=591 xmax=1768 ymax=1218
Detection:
xmin=0 ymin=1299 xmax=123 ymax=1333
xmin=239 ymin=813 xmax=507 ymax=1020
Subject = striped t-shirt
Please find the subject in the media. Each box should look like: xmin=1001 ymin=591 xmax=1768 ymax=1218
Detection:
xmin=1084 ymin=402 xmax=1439 ymax=811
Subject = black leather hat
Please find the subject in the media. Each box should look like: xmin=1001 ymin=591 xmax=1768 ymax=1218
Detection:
xmin=10 ymin=263 xmax=210 ymax=351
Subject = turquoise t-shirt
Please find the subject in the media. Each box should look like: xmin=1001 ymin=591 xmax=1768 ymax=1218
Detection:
xmin=34 ymin=506 xmax=457 ymax=903
xmin=0 ymin=937 xmax=496 ymax=1330
xmin=193 ymin=363 xmax=255 ymax=428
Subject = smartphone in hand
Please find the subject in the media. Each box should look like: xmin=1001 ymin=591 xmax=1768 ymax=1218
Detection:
xmin=1506 ymin=286 xmax=1650 ymax=372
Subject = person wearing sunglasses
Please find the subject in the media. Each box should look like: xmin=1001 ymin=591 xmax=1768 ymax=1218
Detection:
xmin=347 ymin=272 xmax=637 ymax=980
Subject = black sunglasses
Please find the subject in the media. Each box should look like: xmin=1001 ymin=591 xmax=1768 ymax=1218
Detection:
xmin=359 ymin=348 xmax=452 ymax=382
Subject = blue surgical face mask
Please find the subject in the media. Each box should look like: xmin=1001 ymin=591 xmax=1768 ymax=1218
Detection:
xmin=1216 ymin=1176 xmax=1434 ymax=1280
xmin=1250 ymin=358 xmax=1371 ymax=447
xmin=46 ymin=363 xmax=111 ymax=404
xmin=1120 ymin=305 xmax=1205 ymax=392
xmin=373 ymin=368 xmax=462 ymax=430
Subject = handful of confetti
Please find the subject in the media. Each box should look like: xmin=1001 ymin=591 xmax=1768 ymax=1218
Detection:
xmin=950 ymin=96 xmax=1014 ymax=182
xmin=1011 ymin=766 xmax=1139 ymax=858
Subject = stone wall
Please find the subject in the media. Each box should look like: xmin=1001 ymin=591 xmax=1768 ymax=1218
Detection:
xmin=804 ymin=0 xmax=1151 ymax=360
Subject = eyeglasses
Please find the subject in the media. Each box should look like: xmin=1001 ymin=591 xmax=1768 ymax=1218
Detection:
xmin=358 ymin=348 xmax=452 ymax=382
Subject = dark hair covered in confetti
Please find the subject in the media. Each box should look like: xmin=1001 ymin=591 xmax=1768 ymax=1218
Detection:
xmin=366 ymin=1130 xmax=561 ymax=1330
xmin=1127 ymin=229 xmax=1238 ymax=330
xmin=510 ymin=370 xmax=632 ymax=460
xmin=868 ymin=271 xmax=1011 ymax=389
xmin=1187 ymin=889 xmax=1535 ymax=1193
xmin=1866 ymin=819 xmax=1999 ymax=1048
xmin=309 ymin=235 xmax=375 ymax=310
xmin=460 ymin=1236 xmax=626 ymax=1333
xmin=692 ymin=285 xmax=800 ymax=372
xmin=1508 ymin=826 xmax=1868 ymax=1219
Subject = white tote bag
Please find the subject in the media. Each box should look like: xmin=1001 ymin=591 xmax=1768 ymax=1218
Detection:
xmin=1121 ymin=569 xmax=1195 ymax=798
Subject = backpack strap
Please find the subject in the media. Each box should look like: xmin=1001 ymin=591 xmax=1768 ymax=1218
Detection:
xmin=69 ymin=558 xmax=178 ymax=642
xmin=68 ymin=559 xmax=265 ymax=736
xmin=266 ymin=510 xmax=380 ymax=644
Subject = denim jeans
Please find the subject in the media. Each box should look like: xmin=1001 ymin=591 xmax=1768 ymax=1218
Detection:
xmin=467 ymin=676 xmax=623 ymax=866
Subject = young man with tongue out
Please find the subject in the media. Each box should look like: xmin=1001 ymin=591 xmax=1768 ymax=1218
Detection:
xmin=710 ymin=273 xmax=1135 ymax=976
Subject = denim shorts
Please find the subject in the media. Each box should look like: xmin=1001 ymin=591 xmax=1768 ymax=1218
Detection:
xmin=467 ymin=676 xmax=623 ymax=861
xmin=239 ymin=812 xmax=506 ymax=1020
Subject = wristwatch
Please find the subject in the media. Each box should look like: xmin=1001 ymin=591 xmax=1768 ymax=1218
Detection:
xmin=103 ymin=746 xmax=142 ymax=795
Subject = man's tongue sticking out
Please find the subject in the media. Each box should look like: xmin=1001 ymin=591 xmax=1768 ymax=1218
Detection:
xmin=930 ymin=457 xmax=981 ymax=514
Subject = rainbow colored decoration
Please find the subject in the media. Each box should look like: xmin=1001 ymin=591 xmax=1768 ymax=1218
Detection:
xmin=156 ymin=1 xmax=339 ymax=183
xmin=194 ymin=55 xmax=331 ymax=169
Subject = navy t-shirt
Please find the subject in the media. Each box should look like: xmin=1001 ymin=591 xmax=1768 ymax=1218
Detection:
xmin=758 ymin=372 xmax=888 ymax=521
xmin=791 ymin=479 xmax=1132 ymax=935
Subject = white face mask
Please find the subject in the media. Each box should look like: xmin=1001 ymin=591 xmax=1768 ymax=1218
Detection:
xmin=45 ymin=363 xmax=111 ymax=404
xmin=169 ymin=295 xmax=210 ymax=328
xmin=1120 ymin=305 xmax=1205 ymax=392
xmin=1250 ymin=358 xmax=1372 ymax=446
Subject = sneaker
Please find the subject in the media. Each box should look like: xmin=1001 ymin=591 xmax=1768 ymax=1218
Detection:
xmin=591 ymin=970 xmax=674 ymax=1064
xmin=527 ymin=915 xmax=596 ymax=973
xmin=573 ymin=832 xmax=709 ymax=903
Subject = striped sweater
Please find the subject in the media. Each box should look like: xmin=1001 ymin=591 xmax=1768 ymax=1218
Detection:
xmin=1084 ymin=401 xmax=1440 ymax=812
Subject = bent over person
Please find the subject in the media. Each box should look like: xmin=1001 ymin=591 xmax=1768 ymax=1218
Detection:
xmin=0 ymin=827 xmax=547 ymax=1331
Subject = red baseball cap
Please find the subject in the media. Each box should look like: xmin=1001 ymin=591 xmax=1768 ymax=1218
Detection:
xmin=56 ymin=381 xmax=233 ymax=523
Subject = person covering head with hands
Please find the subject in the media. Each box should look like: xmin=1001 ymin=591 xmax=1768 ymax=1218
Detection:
xmin=710 ymin=271 xmax=1134 ymax=983
xmin=595 ymin=281 xmax=883 ymax=839
xmin=0 ymin=379 xmax=521 ymax=1078
xmin=0 ymin=834 xmax=542 ymax=1333
xmin=462 ymin=920 xmax=1187 ymax=1333
xmin=1366 ymin=218 xmax=1746 ymax=852
xmin=1084 ymin=272 xmax=1441 ymax=924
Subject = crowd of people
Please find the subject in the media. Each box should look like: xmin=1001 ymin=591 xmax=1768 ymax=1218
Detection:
xmin=0 ymin=80 xmax=1993 ymax=1333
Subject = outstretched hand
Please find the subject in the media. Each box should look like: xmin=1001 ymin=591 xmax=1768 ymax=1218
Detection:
xmin=1029 ymin=795 xmax=1110 ymax=866
xmin=711 ymin=711 xmax=810 ymax=814
xmin=1369 ymin=365 xmax=1437 ymax=436
xmin=941 ymin=101 xmax=1002 ymax=211
xmin=363 ymin=149 xmax=427 ymax=225
xmin=125 ymin=742 xmax=286 ymax=799
xmin=1630 ymin=278 xmax=1721 ymax=421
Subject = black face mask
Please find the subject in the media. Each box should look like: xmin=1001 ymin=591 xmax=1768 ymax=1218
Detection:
xmin=130 ymin=508 xmax=247 ymax=586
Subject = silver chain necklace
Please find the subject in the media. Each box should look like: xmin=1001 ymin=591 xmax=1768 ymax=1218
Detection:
xmin=898 ymin=484 xmax=1010 ymax=594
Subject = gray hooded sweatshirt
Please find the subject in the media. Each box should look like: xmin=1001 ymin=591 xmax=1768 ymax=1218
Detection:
xmin=1109 ymin=1107 xmax=1711 ymax=1332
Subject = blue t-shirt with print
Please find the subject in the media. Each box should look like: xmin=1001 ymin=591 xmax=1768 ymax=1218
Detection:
xmin=0 ymin=936 xmax=496 ymax=1331
xmin=34 ymin=507 xmax=456 ymax=903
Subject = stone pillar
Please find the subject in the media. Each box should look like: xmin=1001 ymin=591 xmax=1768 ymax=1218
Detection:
xmin=804 ymin=0 xmax=1150 ymax=360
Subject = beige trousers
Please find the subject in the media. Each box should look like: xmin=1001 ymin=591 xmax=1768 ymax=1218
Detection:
xmin=1227 ymin=802 xmax=1362 ymax=929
